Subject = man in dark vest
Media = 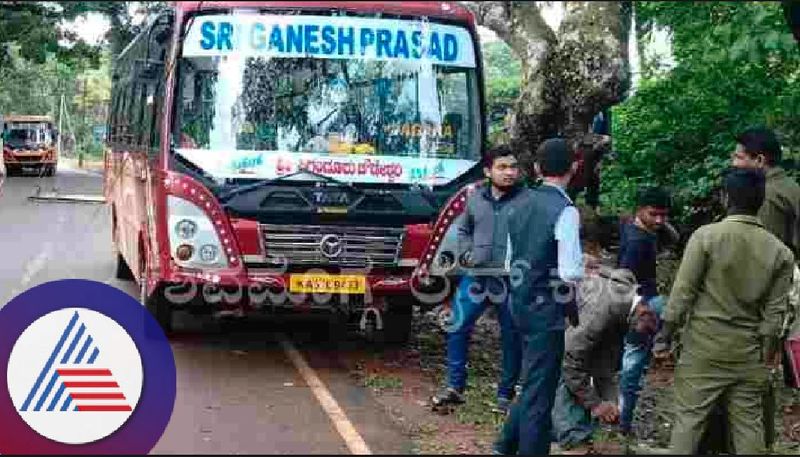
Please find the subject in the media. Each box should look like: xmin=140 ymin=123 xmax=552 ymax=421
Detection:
xmin=430 ymin=145 xmax=526 ymax=415
xmin=494 ymin=138 xmax=584 ymax=455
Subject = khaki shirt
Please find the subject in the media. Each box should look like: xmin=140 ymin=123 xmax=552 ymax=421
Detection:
xmin=759 ymin=167 xmax=800 ymax=258
xmin=665 ymin=215 xmax=795 ymax=363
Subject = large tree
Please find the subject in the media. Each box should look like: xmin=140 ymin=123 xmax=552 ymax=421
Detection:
xmin=0 ymin=1 xmax=103 ymax=67
xmin=604 ymin=1 xmax=800 ymax=229
xmin=462 ymin=1 xmax=630 ymax=179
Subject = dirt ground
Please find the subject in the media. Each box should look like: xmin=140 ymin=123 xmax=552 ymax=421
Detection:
xmin=335 ymin=241 xmax=800 ymax=454
xmin=340 ymin=304 xmax=800 ymax=455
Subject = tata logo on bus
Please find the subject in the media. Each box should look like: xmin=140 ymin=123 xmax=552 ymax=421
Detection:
xmin=184 ymin=15 xmax=476 ymax=69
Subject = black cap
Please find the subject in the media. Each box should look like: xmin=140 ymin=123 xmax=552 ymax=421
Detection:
xmin=536 ymin=138 xmax=575 ymax=177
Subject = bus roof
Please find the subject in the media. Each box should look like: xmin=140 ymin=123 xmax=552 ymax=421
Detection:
xmin=172 ymin=1 xmax=475 ymax=23
xmin=2 ymin=115 xmax=53 ymax=123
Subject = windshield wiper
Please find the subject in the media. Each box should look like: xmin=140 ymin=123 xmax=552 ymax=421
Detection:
xmin=218 ymin=167 xmax=363 ymax=203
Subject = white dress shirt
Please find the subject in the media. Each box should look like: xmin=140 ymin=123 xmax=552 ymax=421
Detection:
xmin=543 ymin=182 xmax=584 ymax=284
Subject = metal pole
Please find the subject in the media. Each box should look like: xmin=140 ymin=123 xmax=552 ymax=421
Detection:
xmin=57 ymin=94 xmax=63 ymax=161
xmin=79 ymin=77 xmax=87 ymax=168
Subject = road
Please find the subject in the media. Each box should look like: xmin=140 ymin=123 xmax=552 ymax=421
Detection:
xmin=0 ymin=167 xmax=414 ymax=454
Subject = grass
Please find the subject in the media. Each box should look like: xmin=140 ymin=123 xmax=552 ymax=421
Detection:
xmin=455 ymin=368 xmax=506 ymax=429
xmin=364 ymin=373 xmax=403 ymax=393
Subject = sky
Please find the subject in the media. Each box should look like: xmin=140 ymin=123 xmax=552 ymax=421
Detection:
xmin=65 ymin=13 xmax=112 ymax=46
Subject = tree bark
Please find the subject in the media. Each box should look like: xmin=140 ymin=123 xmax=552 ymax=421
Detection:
xmin=464 ymin=1 xmax=628 ymax=187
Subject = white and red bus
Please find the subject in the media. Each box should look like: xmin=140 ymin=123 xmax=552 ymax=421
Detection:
xmin=105 ymin=1 xmax=485 ymax=341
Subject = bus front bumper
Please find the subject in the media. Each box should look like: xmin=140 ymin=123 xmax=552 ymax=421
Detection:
xmin=154 ymin=268 xmax=448 ymax=312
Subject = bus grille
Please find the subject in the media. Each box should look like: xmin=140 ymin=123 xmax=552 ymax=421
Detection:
xmin=258 ymin=224 xmax=405 ymax=268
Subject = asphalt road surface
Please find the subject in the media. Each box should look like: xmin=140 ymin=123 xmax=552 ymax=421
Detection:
xmin=0 ymin=166 xmax=413 ymax=454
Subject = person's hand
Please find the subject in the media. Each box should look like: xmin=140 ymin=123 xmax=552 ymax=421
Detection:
xmin=765 ymin=346 xmax=782 ymax=371
xmin=653 ymin=349 xmax=673 ymax=362
xmin=635 ymin=309 xmax=658 ymax=335
xmin=633 ymin=302 xmax=658 ymax=336
xmin=591 ymin=402 xmax=619 ymax=424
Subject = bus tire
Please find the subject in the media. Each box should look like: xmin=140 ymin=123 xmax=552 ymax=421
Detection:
xmin=379 ymin=297 xmax=414 ymax=345
xmin=326 ymin=310 xmax=349 ymax=343
xmin=115 ymin=252 xmax=135 ymax=281
xmin=145 ymin=286 xmax=173 ymax=335
xmin=139 ymin=266 xmax=173 ymax=334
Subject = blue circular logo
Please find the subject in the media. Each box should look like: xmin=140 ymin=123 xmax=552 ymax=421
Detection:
xmin=0 ymin=279 xmax=176 ymax=454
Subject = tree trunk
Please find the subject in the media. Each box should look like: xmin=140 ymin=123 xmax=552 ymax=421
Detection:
xmin=464 ymin=1 xmax=629 ymax=186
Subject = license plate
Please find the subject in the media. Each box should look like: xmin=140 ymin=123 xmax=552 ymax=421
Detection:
xmin=288 ymin=274 xmax=366 ymax=294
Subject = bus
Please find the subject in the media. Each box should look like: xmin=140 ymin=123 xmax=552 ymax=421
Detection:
xmin=2 ymin=115 xmax=58 ymax=176
xmin=105 ymin=1 xmax=486 ymax=341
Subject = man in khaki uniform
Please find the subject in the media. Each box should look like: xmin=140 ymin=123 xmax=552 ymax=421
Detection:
xmin=732 ymin=126 xmax=800 ymax=257
xmin=664 ymin=168 xmax=794 ymax=454
xmin=731 ymin=126 xmax=800 ymax=450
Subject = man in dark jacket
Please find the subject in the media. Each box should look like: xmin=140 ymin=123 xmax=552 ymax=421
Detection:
xmin=552 ymin=268 xmax=658 ymax=452
xmin=430 ymin=145 xmax=525 ymax=415
xmin=494 ymin=138 xmax=584 ymax=455
xmin=616 ymin=186 xmax=671 ymax=434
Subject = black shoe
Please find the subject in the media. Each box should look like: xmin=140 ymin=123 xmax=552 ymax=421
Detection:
xmin=430 ymin=386 xmax=465 ymax=409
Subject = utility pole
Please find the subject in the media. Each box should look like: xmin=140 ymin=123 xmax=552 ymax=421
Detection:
xmin=79 ymin=76 xmax=88 ymax=168
xmin=57 ymin=94 xmax=63 ymax=161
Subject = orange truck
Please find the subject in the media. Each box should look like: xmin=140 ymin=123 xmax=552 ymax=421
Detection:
xmin=1 ymin=114 xmax=58 ymax=176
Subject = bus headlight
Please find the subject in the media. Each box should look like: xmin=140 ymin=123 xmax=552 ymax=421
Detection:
xmin=175 ymin=219 xmax=198 ymax=239
xmin=199 ymin=244 xmax=219 ymax=263
xmin=167 ymin=195 xmax=229 ymax=268
xmin=176 ymin=244 xmax=194 ymax=261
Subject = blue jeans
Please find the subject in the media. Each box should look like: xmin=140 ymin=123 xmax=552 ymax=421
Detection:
xmin=619 ymin=295 xmax=666 ymax=432
xmin=446 ymin=275 xmax=522 ymax=400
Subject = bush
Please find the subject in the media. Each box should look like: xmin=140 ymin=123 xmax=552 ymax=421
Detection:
xmin=603 ymin=1 xmax=800 ymax=226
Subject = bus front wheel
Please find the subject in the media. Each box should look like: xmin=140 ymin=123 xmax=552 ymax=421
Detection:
xmin=378 ymin=297 xmax=414 ymax=345
xmin=140 ymin=268 xmax=173 ymax=334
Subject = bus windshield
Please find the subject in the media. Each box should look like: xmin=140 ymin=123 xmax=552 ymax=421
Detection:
xmin=174 ymin=13 xmax=481 ymax=186
xmin=4 ymin=123 xmax=52 ymax=148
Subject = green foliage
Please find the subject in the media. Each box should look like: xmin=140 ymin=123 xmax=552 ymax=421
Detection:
xmin=482 ymin=41 xmax=521 ymax=146
xmin=0 ymin=2 xmax=156 ymax=156
xmin=604 ymin=1 xmax=800 ymax=223
xmin=0 ymin=2 xmax=103 ymax=67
